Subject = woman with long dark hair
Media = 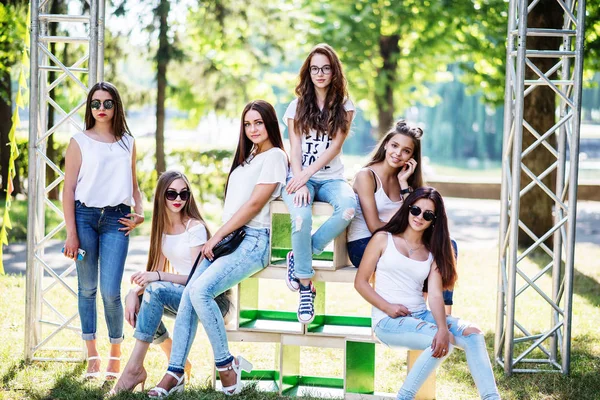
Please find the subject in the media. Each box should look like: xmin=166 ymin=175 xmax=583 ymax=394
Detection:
xmin=109 ymin=171 xmax=230 ymax=394
xmin=355 ymin=187 xmax=500 ymax=400
xmin=282 ymin=43 xmax=357 ymax=324
xmin=147 ymin=100 xmax=288 ymax=397
xmin=62 ymin=81 xmax=144 ymax=382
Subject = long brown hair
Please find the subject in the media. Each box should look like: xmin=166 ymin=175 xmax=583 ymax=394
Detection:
xmin=367 ymin=120 xmax=424 ymax=189
xmin=294 ymin=43 xmax=350 ymax=139
xmin=226 ymin=100 xmax=287 ymax=195
xmin=146 ymin=171 xmax=210 ymax=273
xmin=84 ymin=81 xmax=132 ymax=150
xmin=376 ymin=187 xmax=457 ymax=289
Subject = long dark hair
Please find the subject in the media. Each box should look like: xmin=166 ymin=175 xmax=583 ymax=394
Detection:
xmin=226 ymin=100 xmax=287 ymax=194
xmin=294 ymin=43 xmax=350 ymax=139
xmin=146 ymin=171 xmax=210 ymax=273
xmin=367 ymin=120 xmax=424 ymax=189
xmin=376 ymin=187 xmax=457 ymax=289
xmin=84 ymin=81 xmax=131 ymax=149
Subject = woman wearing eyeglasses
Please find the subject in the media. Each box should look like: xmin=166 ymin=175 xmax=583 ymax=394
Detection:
xmin=282 ymin=43 xmax=357 ymax=325
xmin=354 ymin=187 xmax=500 ymax=400
xmin=110 ymin=170 xmax=231 ymax=394
xmin=62 ymin=81 xmax=144 ymax=382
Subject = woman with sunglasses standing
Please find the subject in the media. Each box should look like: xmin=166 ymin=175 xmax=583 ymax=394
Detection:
xmin=62 ymin=82 xmax=144 ymax=382
xmin=110 ymin=171 xmax=231 ymax=394
xmin=282 ymin=43 xmax=356 ymax=325
xmin=355 ymin=187 xmax=500 ymax=400
xmin=148 ymin=100 xmax=288 ymax=397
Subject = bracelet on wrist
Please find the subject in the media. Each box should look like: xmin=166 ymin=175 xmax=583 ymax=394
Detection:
xmin=156 ymin=271 xmax=161 ymax=281
xmin=400 ymin=186 xmax=413 ymax=195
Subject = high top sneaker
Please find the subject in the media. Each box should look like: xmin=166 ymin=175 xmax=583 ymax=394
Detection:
xmin=285 ymin=251 xmax=300 ymax=291
xmin=297 ymin=281 xmax=316 ymax=324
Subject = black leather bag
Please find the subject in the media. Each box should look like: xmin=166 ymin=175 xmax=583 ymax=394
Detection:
xmin=185 ymin=228 xmax=246 ymax=286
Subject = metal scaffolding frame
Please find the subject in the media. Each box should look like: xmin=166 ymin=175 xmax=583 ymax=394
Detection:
xmin=495 ymin=0 xmax=585 ymax=374
xmin=25 ymin=0 xmax=104 ymax=362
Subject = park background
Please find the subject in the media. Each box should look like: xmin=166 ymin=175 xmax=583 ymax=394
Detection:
xmin=1 ymin=0 xmax=600 ymax=399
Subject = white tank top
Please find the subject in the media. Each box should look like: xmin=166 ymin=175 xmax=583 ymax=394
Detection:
xmin=347 ymin=168 xmax=403 ymax=242
xmin=371 ymin=232 xmax=433 ymax=327
xmin=161 ymin=220 xmax=208 ymax=275
xmin=73 ymin=132 xmax=134 ymax=207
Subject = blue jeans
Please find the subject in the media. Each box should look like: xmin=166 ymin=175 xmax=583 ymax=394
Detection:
xmin=134 ymin=283 xmax=182 ymax=344
xmin=281 ymin=178 xmax=356 ymax=279
xmin=167 ymin=227 xmax=270 ymax=372
xmin=74 ymin=201 xmax=130 ymax=343
xmin=375 ymin=310 xmax=500 ymax=400
xmin=348 ymin=238 xmax=457 ymax=306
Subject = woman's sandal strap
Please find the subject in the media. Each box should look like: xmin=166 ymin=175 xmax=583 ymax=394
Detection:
xmin=149 ymin=386 xmax=169 ymax=397
xmin=87 ymin=356 xmax=101 ymax=361
xmin=166 ymin=370 xmax=184 ymax=383
xmin=216 ymin=365 xmax=233 ymax=372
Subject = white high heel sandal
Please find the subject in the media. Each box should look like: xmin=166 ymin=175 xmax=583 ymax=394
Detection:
xmin=104 ymin=356 xmax=121 ymax=381
xmin=217 ymin=356 xmax=253 ymax=396
xmin=84 ymin=355 xmax=101 ymax=380
xmin=148 ymin=371 xmax=185 ymax=398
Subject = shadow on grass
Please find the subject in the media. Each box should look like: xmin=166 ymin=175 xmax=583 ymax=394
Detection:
xmin=441 ymin=332 xmax=600 ymax=400
xmin=528 ymin=250 xmax=600 ymax=308
xmin=1 ymin=359 xmax=26 ymax=389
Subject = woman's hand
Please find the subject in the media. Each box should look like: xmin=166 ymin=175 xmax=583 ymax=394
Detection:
xmin=124 ymin=291 xmax=140 ymax=327
xmin=202 ymin=233 xmax=224 ymax=262
xmin=63 ymin=234 xmax=80 ymax=260
xmin=286 ymin=171 xmax=310 ymax=194
xmin=431 ymin=327 xmax=451 ymax=358
xmin=130 ymin=271 xmax=159 ymax=287
xmin=385 ymin=303 xmax=410 ymax=318
xmin=293 ymin=185 xmax=311 ymax=207
xmin=397 ymin=158 xmax=417 ymax=185
xmin=119 ymin=213 xmax=145 ymax=236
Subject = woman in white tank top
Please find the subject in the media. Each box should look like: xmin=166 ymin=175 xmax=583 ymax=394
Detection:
xmin=111 ymin=171 xmax=231 ymax=394
xmin=62 ymin=82 xmax=144 ymax=382
xmin=347 ymin=120 xmax=423 ymax=267
xmin=355 ymin=187 xmax=500 ymax=400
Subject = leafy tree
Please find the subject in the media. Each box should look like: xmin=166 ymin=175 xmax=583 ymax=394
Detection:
xmin=0 ymin=0 xmax=27 ymax=199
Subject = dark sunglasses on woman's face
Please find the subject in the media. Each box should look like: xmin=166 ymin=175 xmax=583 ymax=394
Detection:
xmin=165 ymin=189 xmax=190 ymax=201
xmin=409 ymin=205 xmax=436 ymax=222
xmin=90 ymin=99 xmax=115 ymax=110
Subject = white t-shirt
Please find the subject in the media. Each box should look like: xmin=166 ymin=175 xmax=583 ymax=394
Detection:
xmin=161 ymin=221 xmax=207 ymax=275
xmin=283 ymin=98 xmax=355 ymax=181
xmin=372 ymin=232 xmax=433 ymax=327
xmin=73 ymin=132 xmax=134 ymax=207
xmin=222 ymin=147 xmax=288 ymax=228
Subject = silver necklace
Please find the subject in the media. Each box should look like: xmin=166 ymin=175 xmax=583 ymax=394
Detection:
xmin=402 ymin=236 xmax=423 ymax=257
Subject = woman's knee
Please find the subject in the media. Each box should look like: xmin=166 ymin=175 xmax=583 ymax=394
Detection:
xmin=142 ymin=282 xmax=168 ymax=305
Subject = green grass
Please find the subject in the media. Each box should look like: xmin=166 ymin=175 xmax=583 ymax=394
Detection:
xmin=1 ymin=242 xmax=599 ymax=399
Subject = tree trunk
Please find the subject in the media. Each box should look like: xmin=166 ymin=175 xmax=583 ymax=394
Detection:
xmin=155 ymin=0 xmax=169 ymax=174
xmin=375 ymin=34 xmax=400 ymax=137
xmin=0 ymin=72 xmax=11 ymax=201
xmin=519 ymin=0 xmax=563 ymax=246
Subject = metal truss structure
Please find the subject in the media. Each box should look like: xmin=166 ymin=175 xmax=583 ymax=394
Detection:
xmin=25 ymin=0 xmax=104 ymax=362
xmin=495 ymin=0 xmax=585 ymax=374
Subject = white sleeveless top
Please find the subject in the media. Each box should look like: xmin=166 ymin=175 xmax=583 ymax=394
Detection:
xmin=73 ymin=132 xmax=134 ymax=207
xmin=161 ymin=220 xmax=208 ymax=275
xmin=371 ymin=232 xmax=433 ymax=327
xmin=347 ymin=168 xmax=403 ymax=242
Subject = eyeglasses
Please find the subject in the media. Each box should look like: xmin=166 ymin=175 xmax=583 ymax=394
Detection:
xmin=165 ymin=189 xmax=190 ymax=201
xmin=310 ymin=65 xmax=332 ymax=75
xmin=90 ymin=99 xmax=115 ymax=110
xmin=409 ymin=205 xmax=436 ymax=222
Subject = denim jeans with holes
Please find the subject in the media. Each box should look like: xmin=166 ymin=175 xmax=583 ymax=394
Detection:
xmin=375 ymin=310 xmax=500 ymax=400
xmin=281 ymin=178 xmax=356 ymax=279
xmin=167 ymin=227 xmax=270 ymax=372
xmin=134 ymin=282 xmax=182 ymax=344
xmin=74 ymin=200 xmax=130 ymax=343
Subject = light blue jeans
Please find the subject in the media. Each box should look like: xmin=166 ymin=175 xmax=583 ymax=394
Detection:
xmin=281 ymin=178 xmax=356 ymax=279
xmin=167 ymin=227 xmax=270 ymax=372
xmin=74 ymin=201 xmax=130 ymax=343
xmin=375 ymin=310 xmax=500 ymax=400
xmin=134 ymin=282 xmax=183 ymax=344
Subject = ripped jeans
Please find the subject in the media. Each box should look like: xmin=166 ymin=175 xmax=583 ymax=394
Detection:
xmin=375 ymin=310 xmax=500 ymax=400
xmin=281 ymin=178 xmax=356 ymax=279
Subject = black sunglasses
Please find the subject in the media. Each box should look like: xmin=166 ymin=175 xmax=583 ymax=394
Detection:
xmin=409 ymin=205 xmax=436 ymax=222
xmin=165 ymin=189 xmax=190 ymax=201
xmin=90 ymin=99 xmax=114 ymax=110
